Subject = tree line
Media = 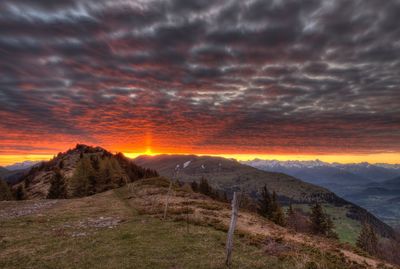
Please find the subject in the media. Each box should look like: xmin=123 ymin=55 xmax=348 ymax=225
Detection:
xmin=49 ymin=154 xmax=158 ymax=198
xmin=257 ymin=184 xmax=338 ymax=238
xmin=3 ymin=151 xmax=158 ymax=200
xmin=256 ymin=184 xmax=400 ymax=265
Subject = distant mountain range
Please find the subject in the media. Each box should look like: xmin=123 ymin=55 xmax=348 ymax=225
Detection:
xmin=243 ymin=159 xmax=400 ymax=183
xmin=243 ymin=159 xmax=400 ymax=227
xmin=1 ymin=161 xmax=40 ymax=185
xmin=5 ymin=160 xmax=39 ymax=171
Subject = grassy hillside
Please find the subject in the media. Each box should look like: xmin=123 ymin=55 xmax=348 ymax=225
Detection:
xmin=289 ymin=204 xmax=362 ymax=244
xmin=133 ymin=155 xmax=396 ymax=240
xmin=1 ymin=178 xmax=394 ymax=269
xmin=134 ymin=155 xmax=336 ymax=203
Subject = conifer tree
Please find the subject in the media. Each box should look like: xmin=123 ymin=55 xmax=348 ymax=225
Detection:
xmin=258 ymin=185 xmax=273 ymax=219
xmin=109 ymin=158 xmax=126 ymax=187
xmin=271 ymin=191 xmax=278 ymax=211
xmin=356 ymin=223 xmax=378 ymax=255
xmin=97 ymin=157 xmax=119 ymax=191
xmin=14 ymin=185 xmax=25 ymax=200
xmin=272 ymin=204 xmax=286 ymax=226
xmin=0 ymin=178 xmax=13 ymax=200
xmin=191 ymin=181 xmax=199 ymax=192
xmin=199 ymin=177 xmax=211 ymax=195
xmin=310 ymin=203 xmax=326 ymax=234
xmin=47 ymin=171 xmax=67 ymax=199
xmin=286 ymin=203 xmax=296 ymax=229
xmin=69 ymin=156 xmax=94 ymax=197
xmin=287 ymin=203 xmax=294 ymax=217
xmin=310 ymin=203 xmax=337 ymax=238
xmin=270 ymin=191 xmax=285 ymax=226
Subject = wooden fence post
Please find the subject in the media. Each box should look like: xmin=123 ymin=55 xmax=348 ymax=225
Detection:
xmin=163 ymin=180 xmax=173 ymax=220
xmin=225 ymin=192 xmax=239 ymax=268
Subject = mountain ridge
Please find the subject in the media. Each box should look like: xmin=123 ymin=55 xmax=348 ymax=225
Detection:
xmin=133 ymin=154 xmax=397 ymax=239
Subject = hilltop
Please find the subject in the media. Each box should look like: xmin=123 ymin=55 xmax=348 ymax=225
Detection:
xmin=10 ymin=144 xmax=158 ymax=199
xmin=1 ymin=178 xmax=397 ymax=269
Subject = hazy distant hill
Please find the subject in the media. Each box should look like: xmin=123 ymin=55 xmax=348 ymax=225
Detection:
xmin=380 ymin=176 xmax=400 ymax=189
xmin=243 ymin=159 xmax=400 ymax=184
xmin=5 ymin=160 xmax=39 ymax=171
xmin=134 ymin=154 xmax=396 ymax=239
xmin=243 ymin=159 xmax=400 ymax=228
xmin=340 ymin=164 xmax=400 ymax=182
xmin=344 ymin=176 xmax=400 ymax=227
xmin=0 ymin=166 xmax=9 ymax=177
xmin=0 ymin=166 xmax=31 ymax=186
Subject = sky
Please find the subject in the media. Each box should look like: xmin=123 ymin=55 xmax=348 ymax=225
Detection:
xmin=0 ymin=0 xmax=399 ymax=165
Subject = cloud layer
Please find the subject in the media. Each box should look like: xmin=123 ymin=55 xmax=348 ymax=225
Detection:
xmin=0 ymin=0 xmax=399 ymax=155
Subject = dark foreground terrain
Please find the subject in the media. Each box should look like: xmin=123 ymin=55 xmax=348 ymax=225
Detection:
xmin=0 ymin=178 xmax=396 ymax=269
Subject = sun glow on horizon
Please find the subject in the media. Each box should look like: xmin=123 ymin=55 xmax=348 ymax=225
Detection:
xmin=0 ymin=151 xmax=399 ymax=166
xmin=121 ymin=151 xmax=400 ymax=164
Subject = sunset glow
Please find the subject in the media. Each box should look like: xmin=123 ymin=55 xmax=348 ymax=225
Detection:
xmin=0 ymin=0 xmax=399 ymax=167
xmin=1 ymin=150 xmax=398 ymax=167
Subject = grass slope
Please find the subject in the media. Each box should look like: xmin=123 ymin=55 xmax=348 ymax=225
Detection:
xmin=133 ymin=155 xmax=396 ymax=240
xmin=1 ymin=178 xmax=395 ymax=269
xmin=133 ymin=155 xmax=334 ymax=203
xmin=290 ymin=204 xmax=362 ymax=244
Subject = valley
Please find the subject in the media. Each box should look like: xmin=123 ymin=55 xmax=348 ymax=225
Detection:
xmin=243 ymin=160 xmax=400 ymax=228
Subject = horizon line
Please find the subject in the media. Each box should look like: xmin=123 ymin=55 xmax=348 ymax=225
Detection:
xmin=1 ymin=151 xmax=399 ymax=166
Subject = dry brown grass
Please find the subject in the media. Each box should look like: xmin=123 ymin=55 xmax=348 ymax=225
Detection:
xmin=118 ymin=178 xmax=398 ymax=269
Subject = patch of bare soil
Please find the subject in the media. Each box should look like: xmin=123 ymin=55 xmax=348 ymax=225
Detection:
xmin=52 ymin=216 xmax=124 ymax=238
xmin=0 ymin=200 xmax=58 ymax=220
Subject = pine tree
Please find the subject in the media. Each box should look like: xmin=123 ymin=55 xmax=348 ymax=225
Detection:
xmin=310 ymin=203 xmax=337 ymax=238
xmin=47 ymin=171 xmax=67 ymax=199
xmin=325 ymin=216 xmax=338 ymax=239
xmin=258 ymin=185 xmax=273 ymax=219
xmin=310 ymin=203 xmax=326 ymax=234
xmin=272 ymin=204 xmax=286 ymax=226
xmin=357 ymin=224 xmax=378 ymax=255
xmin=286 ymin=204 xmax=296 ymax=229
xmin=199 ymin=177 xmax=211 ymax=195
xmin=69 ymin=156 xmax=94 ymax=197
xmin=270 ymin=191 xmax=285 ymax=226
xmin=14 ymin=185 xmax=25 ymax=200
xmin=0 ymin=178 xmax=13 ymax=200
xmin=191 ymin=181 xmax=199 ymax=192
xmin=287 ymin=203 xmax=294 ymax=217
xmin=97 ymin=157 xmax=119 ymax=191
xmin=109 ymin=158 xmax=126 ymax=187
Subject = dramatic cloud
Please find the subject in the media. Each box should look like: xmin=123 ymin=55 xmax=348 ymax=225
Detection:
xmin=0 ymin=0 xmax=399 ymax=156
